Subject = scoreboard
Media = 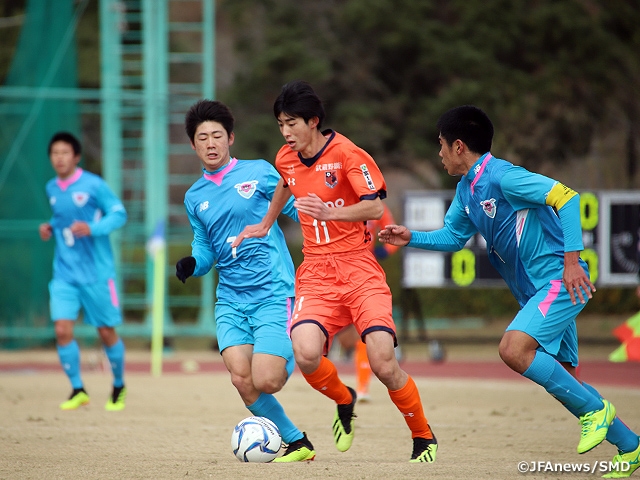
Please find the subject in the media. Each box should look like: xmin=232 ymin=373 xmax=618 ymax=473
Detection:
xmin=402 ymin=190 xmax=640 ymax=288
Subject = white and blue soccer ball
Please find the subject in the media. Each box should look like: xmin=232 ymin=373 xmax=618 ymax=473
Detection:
xmin=231 ymin=416 xmax=282 ymax=462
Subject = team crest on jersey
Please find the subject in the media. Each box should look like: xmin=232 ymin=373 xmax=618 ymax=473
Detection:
xmin=286 ymin=165 xmax=295 ymax=174
xmin=480 ymin=198 xmax=497 ymax=218
xmin=235 ymin=180 xmax=259 ymax=199
xmin=325 ymin=171 xmax=338 ymax=188
xmin=360 ymin=164 xmax=376 ymax=190
xmin=72 ymin=192 xmax=89 ymax=207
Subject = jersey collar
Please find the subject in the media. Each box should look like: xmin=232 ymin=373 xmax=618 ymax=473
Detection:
xmin=298 ymin=129 xmax=336 ymax=168
xmin=468 ymin=152 xmax=492 ymax=195
xmin=56 ymin=167 xmax=83 ymax=191
xmin=203 ymin=157 xmax=237 ymax=186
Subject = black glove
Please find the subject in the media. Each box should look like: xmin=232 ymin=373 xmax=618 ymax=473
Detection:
xmin=176 ymin=256 xmax=196 ymax=283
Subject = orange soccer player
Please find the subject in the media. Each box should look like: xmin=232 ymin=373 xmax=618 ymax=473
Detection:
xmin=233 ymin=80 xmax=437 ymax=463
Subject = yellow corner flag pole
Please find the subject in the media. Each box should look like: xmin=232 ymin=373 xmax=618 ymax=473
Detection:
xmin=147 ymin=221 xmax=166 ymax=377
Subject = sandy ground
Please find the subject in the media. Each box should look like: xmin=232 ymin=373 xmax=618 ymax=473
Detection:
xmin=1 ymin=344 xmax=639 ymax=480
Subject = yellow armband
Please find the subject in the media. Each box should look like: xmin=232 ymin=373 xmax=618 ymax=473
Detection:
xmin=546 ymin=182 xmax=577 ymax=210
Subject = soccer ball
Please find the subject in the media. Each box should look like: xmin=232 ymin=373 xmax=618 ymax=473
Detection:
xmin=231 ymin=416 xmax=282 ymax=462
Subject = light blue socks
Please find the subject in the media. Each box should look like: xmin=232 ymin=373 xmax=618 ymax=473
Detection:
xmin=248 ymin=393 xmax=302 ymax=444
xmin=57 ymin=339 xmax=83 ymax=389
xmin=104 ymin=338 xmax=125 ymax=388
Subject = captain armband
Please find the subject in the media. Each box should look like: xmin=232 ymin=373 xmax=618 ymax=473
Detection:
xmin=545 ymin=182 xmax=578 ymax=210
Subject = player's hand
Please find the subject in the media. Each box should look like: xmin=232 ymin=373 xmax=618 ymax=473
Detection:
xmin=563 ymin=252 xmax=595 ymax=305
xmin=70 ymin=221 xmax=91 ymax=237
xmin=231 ymin=222 xmax=270 ymax=248
xmin=378 ymin=224 xmax=412 ymax=246
xmin=176 ymin=256 xmax=196 ymax=283
xmin=39 ymin=223 xmax=53 ymax=241
xmin=294 ymin=193 xmax=332 ymax=220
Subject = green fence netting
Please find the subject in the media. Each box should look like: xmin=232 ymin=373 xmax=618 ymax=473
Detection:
xmin=0 ymin=0 xmax=81 ymax=348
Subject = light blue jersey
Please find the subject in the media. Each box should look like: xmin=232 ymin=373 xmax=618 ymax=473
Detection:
xmin=184 ymin=158 xmax=297 ymax=303
xmin=45 ymin=168 xmax=127 ymax=285
xmin=409 ymin=152 xmax=586 ymax=307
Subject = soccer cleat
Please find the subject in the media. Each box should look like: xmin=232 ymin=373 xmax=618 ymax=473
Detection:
xmin=105 ymin=386 xmax=127 ymax=411
xmin=332 ymin=386 xmax=357 ymax=452
xmin=577 ymin=399 xmax=616 ymax=454
xmin=602 ymin=437 xmax=640 ymax=478
xmin=272 ymin=432 xmax=316 ymax=463
xmin=60 ymin=389 xmax=90 ymax=410
xmin=409 ymin=435 xmax=438 ymax=463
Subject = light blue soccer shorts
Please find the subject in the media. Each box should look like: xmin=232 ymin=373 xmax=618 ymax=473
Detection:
xmin=215 ymin=297 xmax=295 ymax=377
xmin=506 ymin=279 xmax=588 ymax=367
xmin=49 ymin=278 xmax=122 ymax=327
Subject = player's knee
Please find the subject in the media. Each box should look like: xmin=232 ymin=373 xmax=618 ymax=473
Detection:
xmin=370 ymin=357 xmax=397 ymax=386
xmin=498 ymin=337 xmax=513 ymax=363
xmin=498 ymin=337 xmax=529 ymax=372
xmin=230 ymin=372 xmax=253 ymax=396
xmin=54 ymin=322 xmax=73 ymax=345
xmin=254 ymin=375 xmax=285 ymax=395
xmin=292 ymin=346 xmax=321 ymax=373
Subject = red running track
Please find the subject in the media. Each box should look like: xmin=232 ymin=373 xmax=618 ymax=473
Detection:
xmin=1 ymin=359 xmax=638 ymax=388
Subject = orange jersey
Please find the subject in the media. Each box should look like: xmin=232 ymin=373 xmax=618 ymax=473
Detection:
xmin=275 ymin=130 xmax=387 ymax=255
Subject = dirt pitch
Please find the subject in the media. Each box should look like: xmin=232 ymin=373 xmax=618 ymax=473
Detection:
xmin=1 ymin=346 xmax=639 ymax=480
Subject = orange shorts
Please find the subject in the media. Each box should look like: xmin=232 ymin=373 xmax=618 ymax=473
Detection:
xmin=290 ymin=248 xmax=395 ymax=353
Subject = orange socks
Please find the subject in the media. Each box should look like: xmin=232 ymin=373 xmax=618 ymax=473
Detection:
xmin=355 ymin=340 xmax=371 ymax=395
xmin=302 ymin=356 xmax=353 ymax=405
xmin=388 ymin=375 xmax=433 ymax=439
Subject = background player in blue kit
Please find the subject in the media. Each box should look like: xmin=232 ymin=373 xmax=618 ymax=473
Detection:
xmin=379 ymin=106 xmax=640 ymax=478
xmin=175 ymin=100 xmax=315 ymax=462
xmin=39 ymin=132 xmax=128 ymax=411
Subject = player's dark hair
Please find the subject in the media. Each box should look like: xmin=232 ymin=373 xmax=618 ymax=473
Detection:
xmin=185 ymin=99 xmax=235 ymax=142
xmin=48 ymin=132 xmax=81 ymax=155
xmin=437 ymin=105 xmax=493 ymax=155
xmin=273 ymin=80 xmax=325 ymax=130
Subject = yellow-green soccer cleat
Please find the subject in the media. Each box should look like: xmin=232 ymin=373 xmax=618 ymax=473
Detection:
xmin=332 ymin=387 xmax=357 ymax=452
xmin=602 ymin=437 xmax=640 ymax=479
xmin=409 ymin=435 xmax=438 ymax=463
xmin=59 ymin=389 xmax=90 ymax=410
xmin=105 ymin=386 xmax=127 ymax=411
xmin=578 ymin=399 xmax=617 ymax=454
xmin=272 ymin=432 xmax=316 ymax=463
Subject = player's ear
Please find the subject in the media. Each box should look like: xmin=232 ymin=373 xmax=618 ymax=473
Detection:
xmin=190 ymin=139 xmax=196 ymax=151
xmin=228 ymin=132 xmax=235 ymax=146
xmin=308 ymin=116 xmax=319 ymax=130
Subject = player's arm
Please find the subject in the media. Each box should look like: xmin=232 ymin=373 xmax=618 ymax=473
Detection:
xmin=75 ymin=182 xmax=127 ymax=238
xmin=381 ymin=193 xmax=475 ymax=251
xmin=501 ymin=167 xmax=595 ymax=304
xmin=231 ymin=177 xmax=292 ymax=247
xmin=176 ymin=204 xmax=214 ymax=283
xmin=266 ymin=164 xmax=298 ymax=222
xmin=547 ymin=183 xmax=595 ymax=304
xmin=295 ymin=193 xmax=384 ymax=222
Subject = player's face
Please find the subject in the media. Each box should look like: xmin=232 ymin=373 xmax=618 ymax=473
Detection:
xmin=49 ymin=141 xmax=80 ymax=179
xmin=438 ymin=135 xmax=465 ymax=176
xmin=277 ymin=113 xmax=315 ymax=156
xmin=191 ymin=121 xmax=234 ymax=171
